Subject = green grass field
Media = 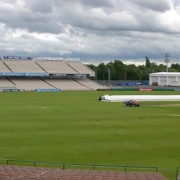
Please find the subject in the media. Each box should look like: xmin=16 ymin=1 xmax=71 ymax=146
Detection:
xmin=0 ymin=90 xmax=180 ymax=179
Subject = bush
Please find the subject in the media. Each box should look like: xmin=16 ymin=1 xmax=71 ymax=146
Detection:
xmin=152 ymin=82 xmax=158 ymax=86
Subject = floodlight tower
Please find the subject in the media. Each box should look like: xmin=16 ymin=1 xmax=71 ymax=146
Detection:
xmin=165 ymin=53 xmax=170 ymax=72
xmin=107 ymin=68 xmax=111 ymax=86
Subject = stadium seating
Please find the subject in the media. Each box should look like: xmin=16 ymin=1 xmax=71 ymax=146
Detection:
xmin=4 ymin=60 xmax=45 ymax=73
xmin=37 ymin=60 xmax=78 ymax=74
xmin=65 ymin=60 xmax=95 ymax=76
xmin=0 ymin=78 xmax=16 ymax=89
xmin=75 ymin=78 xmax=106 ymax=90
xmin=9 ymin=78 xmax=55 ymax=91
xmin=0 ymin=58 xmax=105 ymax=91
xmin=44 ymin=78 xmax=90 ymax=91
xmin=0 ymin=61 xmax=12 ymax=72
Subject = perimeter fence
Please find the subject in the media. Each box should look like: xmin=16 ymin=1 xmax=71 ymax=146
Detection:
xmin=0 ymin=158 xmax=179 ymax=179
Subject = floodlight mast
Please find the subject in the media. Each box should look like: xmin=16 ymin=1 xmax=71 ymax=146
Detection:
xmin=165 ymin=53 xmax=170 ymax=72
xmin=108 ymin=68 xmax=110 ymax=86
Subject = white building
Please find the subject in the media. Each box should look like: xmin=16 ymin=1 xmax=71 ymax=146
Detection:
xmin=149 ymin=72 xmax=180 ymax=86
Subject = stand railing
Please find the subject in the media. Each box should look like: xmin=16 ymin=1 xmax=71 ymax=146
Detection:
xmin=0 ymin=158 xmax=157 ymax=172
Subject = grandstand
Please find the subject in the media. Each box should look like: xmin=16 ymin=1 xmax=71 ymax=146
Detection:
xmin=75 ymin=78 xmax=105 ymax=90
xmin=9 ymin=78 xmax=55 ymax=91
xmin=0 ymin=56 xmax=105 ymax=91
xmin=44 ymin=78 xmax=90 ymax=91
xmin=36 ymin=60 xmax=78 ymax=75
xmin=0 ymin=61 xmax=11 ymax=73
xmin=4 ymin=60 xmax=45 ymax=73
xmin=0 ymin=77 xmax=16 ymax=91
xmin=65 ymin=58 xmax=95 ymax=76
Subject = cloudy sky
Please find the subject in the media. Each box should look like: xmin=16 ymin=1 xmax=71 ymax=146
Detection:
xmin=0 ymin=0 xmax=180 ymax=65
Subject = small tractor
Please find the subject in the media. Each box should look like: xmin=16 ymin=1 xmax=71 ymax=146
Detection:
xmin=124 ymin=100 xmax=140 ymax=107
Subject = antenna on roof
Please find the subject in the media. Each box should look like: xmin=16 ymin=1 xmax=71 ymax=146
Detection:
xmin=165 ymin=53 xmax=170 ymax=72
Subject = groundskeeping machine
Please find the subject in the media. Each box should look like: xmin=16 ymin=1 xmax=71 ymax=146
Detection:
xmin=124 ymin=100 xmax=140 ymax=107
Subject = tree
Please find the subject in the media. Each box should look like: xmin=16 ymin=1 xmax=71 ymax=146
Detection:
xmin=86 ymin=64 xmax=97 ymax=72
xmin=145 ymin=56 xmax=151 ymax=67
xmin=158 ymin=64 xmax=166 ymax=72
xmin=126 ymin=64 xmax=142 ymax=80
xmin=86 ymin=64 xmax=97 ymax=79
xmin=171 ymin=63 xmax=180 ymax=72
xmin=138 ymin=65 xmax=149 ymax=80
xmin=149 ymin=62 xmax=159 ymax=72
xmin=106 ymin=62 xmax=116 ymax=80
xmin=86 ymin=59 xmax=180 ymax=81
xmin=114 ymin=60 xmax=126 ymax=80
xmin=97 ymin=63 xmax=108 ymax=80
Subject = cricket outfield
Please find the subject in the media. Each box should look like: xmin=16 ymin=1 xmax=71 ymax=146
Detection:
xmin=0 ymin=91 xmax=180 ymax=179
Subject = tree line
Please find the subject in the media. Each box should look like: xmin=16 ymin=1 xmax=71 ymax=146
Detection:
xmin=86 ymin=57 xmax=180 ymax=80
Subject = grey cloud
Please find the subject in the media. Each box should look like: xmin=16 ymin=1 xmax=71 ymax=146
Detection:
xmin=25 ymin=0 xmax=53 ymax=13
xmin=0 ymin=0 xmax=17 ymax=4
xmin=129 ymin=0 xmax=171 ymax=12
xmin=0 ymin=0 xmax=175 ymax=35
xmin=51 ymin=0 xmax=176 ymax=35
xmin=0 ymin=0 xmax=179 ymax=64
xmin=79 ymin=0 xmax=114 ymax=8
xmin=0 ymin=3 xmax=64 ymax=34
xmin=25 ymin=22 xmax=64 ymax=34
xmin=52 ymin=0 xmax=113 ymax=8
